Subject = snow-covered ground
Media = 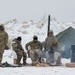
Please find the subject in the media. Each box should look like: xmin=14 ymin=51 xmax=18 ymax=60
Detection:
xmin=1 ymin=50 xmax=75 ymax=75
xmin=0 ymin=19 xmax=75 ymax=75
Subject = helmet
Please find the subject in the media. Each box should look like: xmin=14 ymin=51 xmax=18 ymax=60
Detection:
xmin=17 ymin=36 xmax=22 ymax=41
xmin=33 ymin=35 xmax=38 ymax=40
xmin=0 ymin=24 xmax=4 ymax=30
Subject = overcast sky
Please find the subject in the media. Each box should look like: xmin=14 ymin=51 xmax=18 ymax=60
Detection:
xmin=0 ymin=0 xmax=75 ymax=22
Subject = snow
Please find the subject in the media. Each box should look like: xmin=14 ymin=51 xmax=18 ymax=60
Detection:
xmin=0 ymin=67 xmax=75 ymax=75
xmin=0 ymin=50 xmax=75 ymax=75
xmin=0 ymin=50 xmax=74 ymax=75
xmin=0 ymin=19 xmax=75 ymax=75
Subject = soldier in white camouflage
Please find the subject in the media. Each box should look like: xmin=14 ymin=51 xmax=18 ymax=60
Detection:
xmin=12 ymin=37 xmax=27 ymax=65
xmin=43 ymin=30 xmax=57 ymax=64
xmin=0 ymin=24 xmax=8 ymax=66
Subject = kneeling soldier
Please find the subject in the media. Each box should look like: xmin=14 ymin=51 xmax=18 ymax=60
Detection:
xmin=25 ymin=35 xmax=43 ymax=65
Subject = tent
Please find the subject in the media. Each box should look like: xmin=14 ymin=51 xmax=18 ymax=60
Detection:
xmin=56 ymin=26 xmax=75 ymax=58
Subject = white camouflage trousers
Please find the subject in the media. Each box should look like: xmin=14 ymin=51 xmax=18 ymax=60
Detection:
xmin=30 ymin=49 xmax=42 ymax=63
xmin=46 ymin=51 xmax=61 ymax=65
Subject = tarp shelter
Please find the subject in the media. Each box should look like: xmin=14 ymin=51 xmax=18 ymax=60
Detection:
xmin=56 ymin=26 xmax=75 ymax=58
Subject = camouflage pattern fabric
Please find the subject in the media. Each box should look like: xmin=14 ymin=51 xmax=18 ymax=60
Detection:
xmin=25 ymin=41 xmax=43 ymax=50
xmin=30 ymin=49 xmax=42 ymax=63
xmin=44 ymin=35 xmax=57 ymax=51
xmin=12 ymin=40 xmax=27 ymax=65
xmin=0 ymin=30 xmax=8 ymax=64
xmin=25 ymin=40 xmax=43 ymax=64
xmin=46 ymin=43 xmax=61 ymax=65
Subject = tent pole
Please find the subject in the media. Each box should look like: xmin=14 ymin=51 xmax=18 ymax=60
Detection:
xmin=47 ymin=15 xmax=50 ymax=36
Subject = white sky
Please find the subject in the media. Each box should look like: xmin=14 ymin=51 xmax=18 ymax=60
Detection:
xmin=0 ymin=0 xmax=75 ymax=22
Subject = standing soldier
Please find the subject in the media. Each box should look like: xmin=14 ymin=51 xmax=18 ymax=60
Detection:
xmin=0 ymin=24 xmax=8 ymax=66
xmin=25 ymin=35 xmax=43 ymax=65
xmin=12 ymin=36 xmax=27 ymax=65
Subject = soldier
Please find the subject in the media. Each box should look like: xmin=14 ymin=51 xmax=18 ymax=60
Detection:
xmin=43 ymin=30 xmax=57 ymax=64
xmin=25 ymin=35 xmax=43 ymax=65
xmin=12 ymin=36 xmax=27 ymax=65
xmin=0 ymin=24 xmax=8 ymax=66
